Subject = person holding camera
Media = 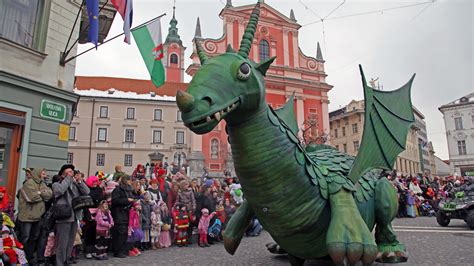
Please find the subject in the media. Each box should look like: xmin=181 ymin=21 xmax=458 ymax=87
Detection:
xmin=52 ymin=164 xmax=90 ymax=266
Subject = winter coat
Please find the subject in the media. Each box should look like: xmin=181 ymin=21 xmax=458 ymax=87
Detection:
xmin=198 ymin=212 xmax=216 ymax=234
xmin=174 ymin=211 xmax=189 ymax=231
xmin=129 ymin=208 xmax=141 ymax=230
xmin=141 ymin=200 xmax=152 ymax=230
xmin=96 ymin=209 xmax=114 ymax=231
xmin=17 ymin=174 xmax=52 ymax=222
xmin=175 ymin=189 xmax=196 ymax=212
xmin=111 ymin=185 xmax=133 ymax=225
xmin=52 ymin=176 xmax=90 ymax=223
xmin=89 ymin=186 xmax=105 ymax=207
xmin=84 ymin=186 xmax=105 ymax=221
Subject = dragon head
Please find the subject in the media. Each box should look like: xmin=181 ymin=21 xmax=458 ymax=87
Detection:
xmin=177 ymin=3 xmax=275 ymax=134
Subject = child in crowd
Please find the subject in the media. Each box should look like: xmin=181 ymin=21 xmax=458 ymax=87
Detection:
xmin=174 ymin=204 xmax=190 ymax=247
xmin=198 ymin=208 xmax=216 ymax=247
xmin=215 ymin=200 xmax=226 ymax=227
xmin=128 ymin=201 xmax=144 ymax=257
xmin=150 ymin=204 xmax=163 ymax=249
xmin=95 ymin=200 xmax=114 ymax=260
xmin=141 ymin=192 xmax=153 ymax=250
xmin=159 ymin=201 xmax=172 ymax=248
xmin=1 ymin=225 xmax=28 ymax=265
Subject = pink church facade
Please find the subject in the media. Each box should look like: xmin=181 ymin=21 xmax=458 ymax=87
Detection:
xmin=185 ymin=1 xmax=333 ymax=177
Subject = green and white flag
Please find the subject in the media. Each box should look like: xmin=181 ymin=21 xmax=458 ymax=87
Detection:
xmin=132 ymin=18 xmax=165 ymax=88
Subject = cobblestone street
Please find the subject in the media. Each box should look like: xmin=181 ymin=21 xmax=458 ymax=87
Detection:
xmin=77 ymin=217 xmax=473 ymax=265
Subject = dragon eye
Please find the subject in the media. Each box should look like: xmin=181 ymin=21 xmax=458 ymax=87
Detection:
xmin=237 ymin=63 xmax=251 ymax=80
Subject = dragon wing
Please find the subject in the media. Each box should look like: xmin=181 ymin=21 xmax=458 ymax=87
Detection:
xmin=348 ymin=65 xmax=416 ymax=184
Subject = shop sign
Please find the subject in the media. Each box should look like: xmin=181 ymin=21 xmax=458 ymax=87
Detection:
xmin=58 ymin=124 xmax=70 ymax=141
xmin=40 ymin=100 xmax=66 ymax=122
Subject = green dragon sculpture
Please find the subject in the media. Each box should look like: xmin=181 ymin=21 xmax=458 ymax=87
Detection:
xmin=177 ymin=3 xmax=415 ymax=265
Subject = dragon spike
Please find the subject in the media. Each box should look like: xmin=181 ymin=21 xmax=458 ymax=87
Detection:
xmin=195 ymin=39 xmax=208 ymax=65
xmin=226 ymin=44 xmax=235 ymax=53
xmin=238 ymin=3 xmax=261 ymax=58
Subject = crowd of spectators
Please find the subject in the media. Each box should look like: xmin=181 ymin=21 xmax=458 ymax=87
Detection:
xmin=387 ymin=171 xmax=473 ymax=218
xmin=0 ymin=163 xmax=262 ymax=266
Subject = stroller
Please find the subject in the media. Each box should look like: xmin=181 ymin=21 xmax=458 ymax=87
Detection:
xmin=208 ymin=217 xmax=222 ymax=244
xmin=1 ymin=212 xmax=28 ymax=265
xmin=420 ymin=201 xmax=436 ymax=217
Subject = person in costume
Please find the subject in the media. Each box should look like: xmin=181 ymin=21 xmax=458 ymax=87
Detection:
xmin=0 ymin=187 xmax=13 ymax=220
xmin=132 ymin=164 xmax=146 ymax=180
xmin=173 ymin=204 xmax=190 ymax=247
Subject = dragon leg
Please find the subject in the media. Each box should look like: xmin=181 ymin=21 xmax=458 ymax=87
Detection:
xmin=223 ymin=200 xmax=254 ymax=255
xmin=326 ymin=189 xmax=378 ymax=265
xmin=374 ymin=178 xmax=408 ymax=263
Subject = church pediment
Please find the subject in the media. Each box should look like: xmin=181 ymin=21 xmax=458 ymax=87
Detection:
xmin=225 ymin=3 xmax=300 ymax=27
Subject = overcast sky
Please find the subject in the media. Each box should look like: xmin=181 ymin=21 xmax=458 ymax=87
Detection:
xmin=75 ymin=0 xmax=473 ymax=160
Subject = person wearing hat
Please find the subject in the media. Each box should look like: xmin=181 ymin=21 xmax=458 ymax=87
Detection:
xmin=52 ymin=164 xmax=90 ymax=266
xmin=17 ymin=168 xmax=52 ymax=264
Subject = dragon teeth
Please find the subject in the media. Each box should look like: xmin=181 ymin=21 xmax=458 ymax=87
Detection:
xmin=214 ymin=112 xmax=221 ymax=121
xmin=226 ymin=106 xmax=231 ymax=112
xmin=220 ymin=110 xmax=225 ymax=115
xmin=206 ymin=116 xmax=212 ymax=122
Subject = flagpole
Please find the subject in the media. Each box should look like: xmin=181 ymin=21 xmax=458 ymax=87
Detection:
xmin=61 ymin=13 xmax=166 ymax=65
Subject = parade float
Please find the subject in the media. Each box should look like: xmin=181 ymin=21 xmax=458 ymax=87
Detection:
xmin=177 ymin=2 xmax=415 ymax=265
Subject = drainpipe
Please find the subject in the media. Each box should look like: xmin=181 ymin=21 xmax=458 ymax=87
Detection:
xmin=87 ymin=98 xmax=95 ymax=176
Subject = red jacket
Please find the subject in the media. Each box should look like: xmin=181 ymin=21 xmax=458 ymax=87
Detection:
xmin=3 ymin=235 xmax=23 ymax=249
xmin=174 ymin=211 xmax=189 ymax=230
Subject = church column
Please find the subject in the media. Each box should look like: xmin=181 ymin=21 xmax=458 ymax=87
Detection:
xmin=282 ymin=29 xmax=289 ymax=66
xmin=226 ymin=17 xmax=234 ymax=46
xmin=292 ymin=30 xmax=299 ymax=67
xmin=296 ymin=95 xmax=305 ymax=134
xmin=321 ymin=92 xmax=330 ymax=134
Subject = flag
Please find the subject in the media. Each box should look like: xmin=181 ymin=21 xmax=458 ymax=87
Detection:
xmin=111 ymin=0 xmax=133 ymax=44
xmin=132 ymin=18 xmax=165 ymax=88
xmin=85 ymin=0 xmax=99 ymax=47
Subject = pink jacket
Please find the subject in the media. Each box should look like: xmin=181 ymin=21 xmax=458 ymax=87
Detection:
xmin=198 ymin=212 xmax=216 ymax=234
xmin=95 ymin=209 xmax=114 ymax=231
xmin=129 ymin=208 xmax=141 ymax=229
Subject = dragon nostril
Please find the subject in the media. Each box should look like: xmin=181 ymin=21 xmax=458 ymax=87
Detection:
xmin=202 ymin=96 xmax=213 ymax=106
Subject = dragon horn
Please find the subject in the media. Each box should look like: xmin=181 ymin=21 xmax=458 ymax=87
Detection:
xmin=195 ymin=39 xmax=208 ymax=65
xmin=238 ymin=3 xmax=261 ymax=58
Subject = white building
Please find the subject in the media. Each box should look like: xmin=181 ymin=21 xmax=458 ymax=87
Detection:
xmin=439 ymin=93 xmax=474 ymax=176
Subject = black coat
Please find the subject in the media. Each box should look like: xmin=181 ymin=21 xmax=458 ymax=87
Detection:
xmin=195 ymin=193 xmax=216 ymax=221
xmin=111 ymin=185 xmax=133 ymax=225
xmin=89 ymin=186 xmax=105 ymax=207
xmin=84 ymin=186 xmax=105 ymax=221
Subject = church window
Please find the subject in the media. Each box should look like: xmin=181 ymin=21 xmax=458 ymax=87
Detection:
xmin=259 ymin=39 xmax=270 ymax=61
xmin=170 ymin=53 xmax=178 ymax=64
xmin=211 ymin=139 xmax=219 ymax=159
